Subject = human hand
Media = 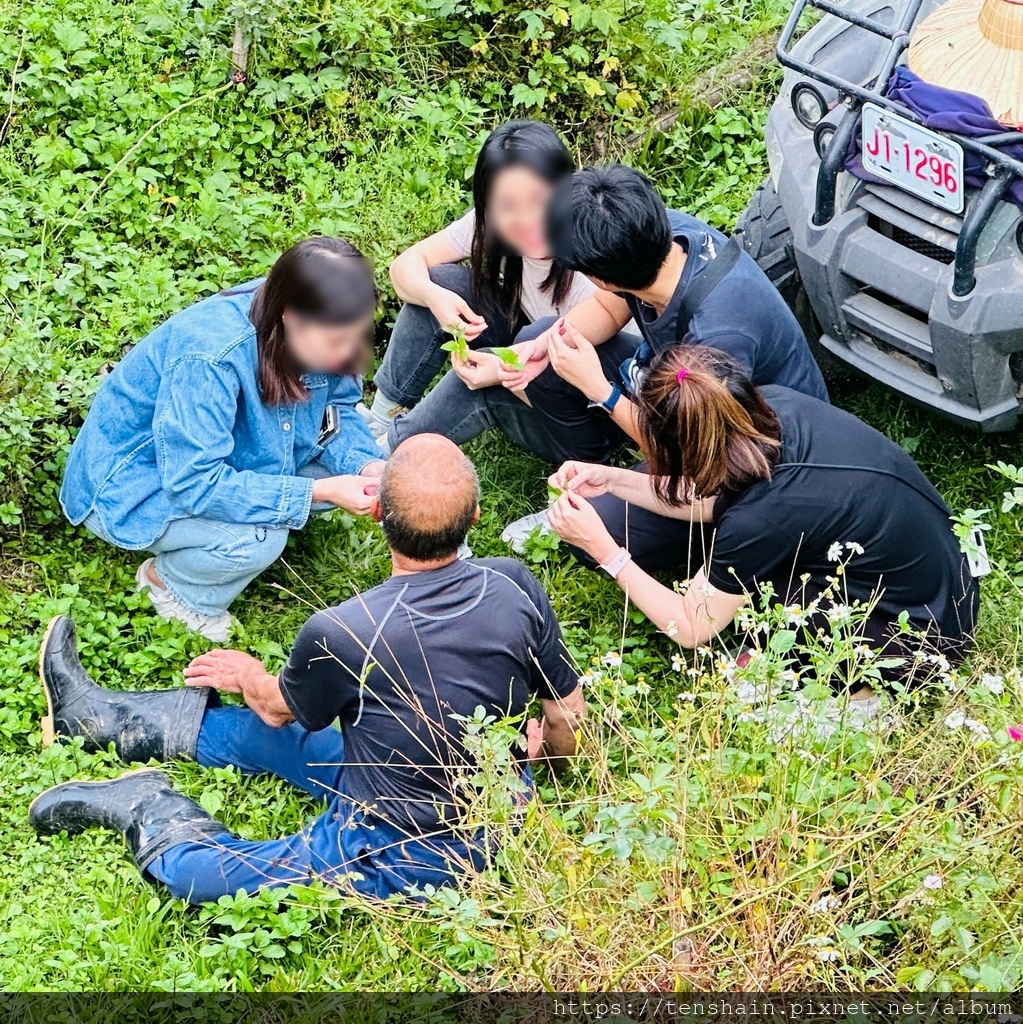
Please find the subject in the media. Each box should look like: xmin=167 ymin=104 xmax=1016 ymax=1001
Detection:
xmin=548 ymin=461 xmax=613 ymax=499
xmin=452 ymin=349 xmax=502 ymax=390
xmin=184 ymin=649 xmax=271 ymax=695
xmin=185 ymin=650 xmax=293 ymax=728
xmin=526 ymin=718 xmax=546 ymax=764
xmin=428 ymin=287 xmax=487 ymax=342
xmin=312 ymin=474 xmax=380 ymax=515
xmin=499 ymin=336 xmax=550 ymax=391
xmin=547 ymin=491 xmax=619 ymax=563
xmin=547 ymin=318 xmax=612 ymax=404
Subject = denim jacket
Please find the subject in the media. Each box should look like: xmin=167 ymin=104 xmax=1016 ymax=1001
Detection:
xmin=61 ymin=281 xmax=385 ymax=549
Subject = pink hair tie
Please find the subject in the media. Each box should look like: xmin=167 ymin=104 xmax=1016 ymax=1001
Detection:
xmin=676 ymin=368 xmax=690 ymax=384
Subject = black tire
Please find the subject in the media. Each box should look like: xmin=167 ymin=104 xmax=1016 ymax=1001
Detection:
xmin=734 ymin=178 xmax=851 ymax=384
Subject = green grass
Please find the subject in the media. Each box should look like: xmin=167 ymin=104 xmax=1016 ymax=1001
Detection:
xmin=2 ymin=0 xmax=1023 ymax=994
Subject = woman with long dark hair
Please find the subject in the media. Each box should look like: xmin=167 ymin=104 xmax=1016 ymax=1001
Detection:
xmin=61 ymin=237 xmax=386 ymax=640
xmin=546 ymin=345 xmax=979 ymax=684
xmin=364 ymin=119 xmax=640 ymax=466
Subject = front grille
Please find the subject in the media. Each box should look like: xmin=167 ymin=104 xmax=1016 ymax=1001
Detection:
xmin=889 ymin=225 xmax=956 ymax=265
xmin=865 ymin=213 xmax=956 ymax=264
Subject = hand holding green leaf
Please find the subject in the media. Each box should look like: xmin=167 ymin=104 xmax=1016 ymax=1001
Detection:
xmin=491 ymin=346 xmax=525 ymax=371
xmin=440 ymin=324 xmax=471 ymax=363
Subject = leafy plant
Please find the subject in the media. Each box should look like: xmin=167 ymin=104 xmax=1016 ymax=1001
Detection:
xmin=440 ymin=325 xmax=472 ymax=362
xmin=490 ymin=346 xmax=524 ymax=371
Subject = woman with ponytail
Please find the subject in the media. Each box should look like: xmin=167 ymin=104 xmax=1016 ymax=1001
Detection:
xmin=547 ymin=346 xmax=978 ymax=678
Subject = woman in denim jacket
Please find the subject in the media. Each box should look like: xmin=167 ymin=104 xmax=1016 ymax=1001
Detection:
xmin=61 ymin=237 xmax=386 ymax=641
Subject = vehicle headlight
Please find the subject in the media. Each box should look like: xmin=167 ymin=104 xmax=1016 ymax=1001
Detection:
xmin=814 ymin=122 xmax=837 ymax=159
xmin=792 ymin=82 xmax=828 ymax=129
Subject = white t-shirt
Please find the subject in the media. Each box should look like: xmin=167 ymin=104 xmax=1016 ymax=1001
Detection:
xmin=443 ymin=210 xmax=596 ymax=323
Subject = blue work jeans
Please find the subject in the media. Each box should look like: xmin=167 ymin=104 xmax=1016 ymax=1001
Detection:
xmin=147 ymin=706 xmax=487 ymax=904
xmin=84 ymin=465 xmax=335 ymax=618
xmin=375 ymin=264 xmax=642 ymax=465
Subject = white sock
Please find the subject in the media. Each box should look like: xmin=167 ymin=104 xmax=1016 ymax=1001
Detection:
xmin=370 ymin=391 xmax=403 ymax=425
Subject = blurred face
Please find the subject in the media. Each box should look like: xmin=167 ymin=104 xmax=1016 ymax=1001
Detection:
xmin=281 ymin=310 xmax=373 ymax=375
xmin=487 ymin=166 xmax=554 ymax=260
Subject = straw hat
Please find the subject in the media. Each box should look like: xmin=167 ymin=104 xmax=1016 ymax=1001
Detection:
xmin=908 ymin=0 xmax=1023 ymax=125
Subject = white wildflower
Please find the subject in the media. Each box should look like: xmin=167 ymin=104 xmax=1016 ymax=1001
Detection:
xmin=826 ymin=603 xmax=850 ymax=623
xmin=665 ymin=620 xmax=679 ymax=638
xmin=922 ymin=874 xmax=943 ymax=890
xmin=716 ymin=657 xmax=738 ymax=681
xmin=979 ymin=672 xmax=1004 ymax=695
xmin=810 ymin=895 xmax=841 ymax=914
xmin=671 ymin=653 xmax=684 ymax=673
xmin=602 ymin=653 xmax=622 ymax=668
xmin=781 ymin=669 xmax=801 ymax=690
xmin=635 ymin=679 xmax=650 ymax=696
xmin=677 ymin=691 xmax=697 ymax=702
xmin=944 ymin=709 xmax=991 ymax=741
xmin=827 ymin=542 xmax=844 ymax=562
xmin=845 ymin=541 xmax=864 ymax=555
xmin=786 ymin=604 xmax=809 ymax=627
xmin=817 ymin=948 xmax=841 ymax=963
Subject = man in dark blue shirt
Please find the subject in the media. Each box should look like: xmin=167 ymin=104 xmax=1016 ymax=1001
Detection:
xmin=499 ymin=163 xmax=829 ymax=555
xmin=30 ymin=435 xmax=584 ymax=904
xmin=503 ymin=163 xmax=827 ymax=446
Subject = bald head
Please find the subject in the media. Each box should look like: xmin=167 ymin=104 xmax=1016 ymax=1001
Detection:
xmin=378 ymin=435 xmax=480 ymax=561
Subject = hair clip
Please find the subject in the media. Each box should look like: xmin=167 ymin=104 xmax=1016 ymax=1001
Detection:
xmin=676 ymin=368 xmax=690 ymax=384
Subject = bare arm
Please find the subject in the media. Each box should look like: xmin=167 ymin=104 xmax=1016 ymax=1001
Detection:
xmin=604 ymin=466 xmax=716 ymax=521
xmin=184 ymin=650 xmax=295 ymax=728
xmin=551 ymin=461 xmax=716 ymax=523
xmin=545 ymin=493 xmax=746 ymax=648
xmin=389 ymin=231 xmax=487 ymax=339
xmin=611 ymin=563 xmax=747 ymax=649
xmin=498 ymin=291 xmax=633 ymax=392
xmin=607 ymin=395 xmax=641 ymax=445
xmin=389 ymin=231 xmax=464 ymax=305
xmin=561 ymin=291 xmax=632 ymax=346
xmin=527 ymin=684 xmax=587 ymax=772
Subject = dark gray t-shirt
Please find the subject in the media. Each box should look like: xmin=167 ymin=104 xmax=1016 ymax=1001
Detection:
xmin=279 ymin=557 xmax=578 ymax=834
xmin=623 ymin=210 xmax=829 ymax=402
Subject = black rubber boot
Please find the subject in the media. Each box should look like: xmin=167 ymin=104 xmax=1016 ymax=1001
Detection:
xmin=29 ymin=768 xmax=227 ymax=872
xmin=39 ymin=614 xmax=217 ymax=763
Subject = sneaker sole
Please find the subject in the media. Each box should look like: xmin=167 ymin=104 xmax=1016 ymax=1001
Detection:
xmin=38 ymin=615 xmax=61 ymax=749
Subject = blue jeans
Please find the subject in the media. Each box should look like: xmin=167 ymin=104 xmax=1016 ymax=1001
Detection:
xmin=147 ymin=706 xmax=488 ymax=904
xmin=84 ymin=465 xmax=334 ymax=618
xmin=375 ymin=264 xmax=642 ymax=465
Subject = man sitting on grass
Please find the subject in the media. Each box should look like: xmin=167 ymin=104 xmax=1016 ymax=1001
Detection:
xmin=30 ymin=434 xmax=585 ymax=904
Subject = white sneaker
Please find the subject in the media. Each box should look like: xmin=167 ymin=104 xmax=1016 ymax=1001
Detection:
xmin=135 ymin=559 xmax=233 ymax=643
xmin=356 ymin=402 xmax=389 ymax=442
xmin=500 ymin=509 xmax=551 ymax=553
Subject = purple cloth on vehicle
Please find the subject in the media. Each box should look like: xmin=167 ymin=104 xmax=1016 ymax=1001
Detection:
xmin=845 ymin=66 xmax=1023 ymax=209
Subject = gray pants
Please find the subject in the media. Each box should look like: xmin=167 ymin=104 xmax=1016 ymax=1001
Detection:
xmin=373 ymin=264 xmax=642 ymax=465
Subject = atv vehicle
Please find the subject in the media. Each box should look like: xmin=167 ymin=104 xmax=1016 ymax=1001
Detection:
xmin=735 ymin=0 xmax=1023 ymax=430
